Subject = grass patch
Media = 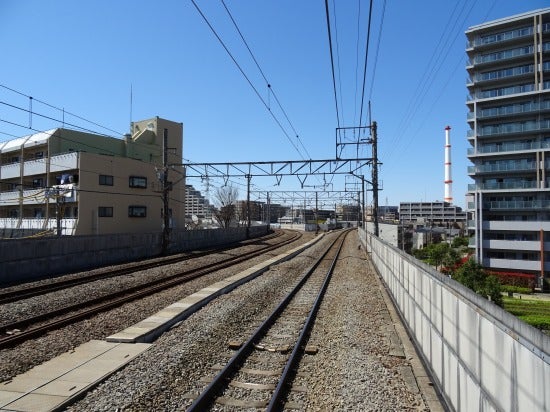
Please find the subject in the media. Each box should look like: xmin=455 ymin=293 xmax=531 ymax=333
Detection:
xmin=502 ymin=296 xmax=550 ymax=331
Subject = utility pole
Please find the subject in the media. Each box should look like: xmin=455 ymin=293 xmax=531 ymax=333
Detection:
xmin=372 ymin=121 xmax=379 ymax=237
xmin=246 ymin=174 xmax=251 ymax=238
xmin=162 ymin=128 xmax=171 ymax=255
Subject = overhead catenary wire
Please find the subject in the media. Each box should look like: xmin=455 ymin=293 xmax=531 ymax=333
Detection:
xmin=0 ymin=83 xmax=125 ymax=137
xmin=324 ymin=0 xmax=340 ymax=128
xmin=220 ymin=0 xmax=312 ymax=160
xmin=190 ymin=0 xmax=305 ymax=159
xmin=358 ymin=0 xmax=374 ymax=129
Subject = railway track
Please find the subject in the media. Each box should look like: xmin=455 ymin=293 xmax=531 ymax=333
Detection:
xmin=0 ymin=230 xmax=303 ymax=349
xmin=186 ymin=229 xmax=350 ymax=411
xmin=0 ymin=230 xmax=285 ymax=305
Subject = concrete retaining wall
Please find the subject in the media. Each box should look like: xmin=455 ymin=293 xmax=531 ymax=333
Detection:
xmin=359 ymin=228 xmax=549 ymax=412
xmin=0 ymin=226 xmax=269 ymax=285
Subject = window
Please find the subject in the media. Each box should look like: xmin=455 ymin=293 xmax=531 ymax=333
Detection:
xmin=98 ymin=207 xmax=113 ymax=217
xmin=32 ymin=178 xmax=44 ymax=188
xmin=129 ymin=206 xmax=147 ymax=217
xmin=99 ymin=175 xmax=114 ymax=186
xmin=35 ymin=151 xmax=44 ymax=159
xmin=129 ymin=176 xmax=147 ymax=188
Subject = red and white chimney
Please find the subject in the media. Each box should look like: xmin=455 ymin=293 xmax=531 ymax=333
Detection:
xmin=444 ymin=125 xmax=453 ymax=204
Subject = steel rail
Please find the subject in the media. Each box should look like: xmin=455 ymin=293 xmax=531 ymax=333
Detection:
xmin=186 ymin=229 xmax=350 ymax=412
xmin=0 ymin=231 xmax=302 ymax=348
xmin=0 ymin=230 xmax=283 ymax=305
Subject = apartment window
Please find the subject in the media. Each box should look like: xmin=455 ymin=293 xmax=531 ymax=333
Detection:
xmin=35 ymin=151 xmax=44 ymax=159
xmin=32 ymin=178 xmax=44 ymax=188
xmin=11 ymin=156 xmax=19 ymax=163
xmin=128 ymin=206 xmax=147 ymax=217
xmin=99 ymin=175 xmax=114 ymax=186
xmin=129 ymin=176 xmax=147 ymax=188
xmin=98 ymin=207 xmax=113 ymax=217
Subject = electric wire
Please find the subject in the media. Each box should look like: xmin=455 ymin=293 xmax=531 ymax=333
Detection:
xmin=331 ymin=0 xmax=345 ymax=128
xmin=324 ymin=0 xmax=340 ymax=128
xmin=384 ymin=0 xmax=474 ymax=160
xmin=220 ymin=0 xmax=312 ymax=160
xmin=358 ymin=0 xmax=374 ymax=128
xmin=0 ymin=83 xmax=125 ymax=137
xmin=190 ymin=0 xmax=305 ymax=159
xmin=0 ymin=100 xmax=119 ymax=140
xmin=367 ymin=0 xmax=387 ymax=104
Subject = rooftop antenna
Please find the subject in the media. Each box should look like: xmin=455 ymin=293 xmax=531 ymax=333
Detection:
xmin=129 ymin=84 xmax=133 ymax=131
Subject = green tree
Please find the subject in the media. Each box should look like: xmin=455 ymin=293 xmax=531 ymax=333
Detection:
xmin=428 ymin=242 xmax=450 ymax=270
xmin=454 ymin=258 xmax=503 ymax=307
xmin=452 ymin=236 xmax=469 ymax=248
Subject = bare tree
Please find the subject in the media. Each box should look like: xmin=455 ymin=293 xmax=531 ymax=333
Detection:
xmin=213 ymin=185 xmax=239 ymax=228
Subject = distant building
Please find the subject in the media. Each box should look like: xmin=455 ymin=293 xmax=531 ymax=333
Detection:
xmin=466 ymin=8 xmax=550 ymax=288
xmin=0 ymin=117 xmax=184 ymax=236
xmin=399 ymin=201 xmax=467 ymax=229
xmin=336 ymin=204 xmax=360 ymax=221
xmin=184 ymin=184 xmax=214 ymax=222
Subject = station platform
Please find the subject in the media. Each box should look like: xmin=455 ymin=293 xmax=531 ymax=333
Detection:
xmin=1 ymin=234 xmax=323 ymax=411
xmin=0 ymin=340 xmax=150 ymax=412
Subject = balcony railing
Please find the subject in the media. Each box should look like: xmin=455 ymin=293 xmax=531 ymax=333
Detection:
xmin=0 ymin=217 xmax=76 ymax=236
xmin=468 ymin=162 xmax=536 ymax=174
xmin=467 ymin=26 xmax=533 ymax=49
xmin=478 ymin=120 xmax=550 ymax=137
xmin=482 ymin=199 xmax=550 ymax=210
xmin=467 ymin=140 xmax=550 ymax=155
xmin=468 ymin=181 xmax=537 ymax=191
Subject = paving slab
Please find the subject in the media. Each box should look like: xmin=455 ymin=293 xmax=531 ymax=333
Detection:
xmin=0 ymin=340 xmax=151 ymax=412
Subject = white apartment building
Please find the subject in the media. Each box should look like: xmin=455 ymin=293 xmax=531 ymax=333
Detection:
xmin=466 ymin=8 xmax=550 ymax=288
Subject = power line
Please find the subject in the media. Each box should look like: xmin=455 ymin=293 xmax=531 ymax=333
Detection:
xmin=0 ymin=100 xmax=119 ymax=140
xmin=324 ymin=0 xmax=340 ymax=128
xmin=0 ymin=83 xmax=125 ymax=137
xmin=190 ymin=0 xmax=305 ymax=159
xmin=220 ymin=0 xmax=312 ymax=159
xmin=358 ymin=0 xmax=374 ymax=128
xmin=367 ymin=0 xmax=387 ymax=104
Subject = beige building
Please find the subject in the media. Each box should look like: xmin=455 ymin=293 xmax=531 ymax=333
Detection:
xmin=0 ymin=117 xmax=184 ymax=236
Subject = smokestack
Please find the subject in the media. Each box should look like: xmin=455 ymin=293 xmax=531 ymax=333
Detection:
xmin=444 ymin=125 xmax=453 ymax=204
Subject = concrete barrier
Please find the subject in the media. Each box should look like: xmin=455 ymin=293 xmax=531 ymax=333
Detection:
xmin=359 ymin=228 xmax=550 ymax=412
xmin=0 ymin=226 xmax=269 ymax=285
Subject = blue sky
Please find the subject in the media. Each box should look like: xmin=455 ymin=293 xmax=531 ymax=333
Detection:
xmin=1 ymin=0 xmax=549 ymax=209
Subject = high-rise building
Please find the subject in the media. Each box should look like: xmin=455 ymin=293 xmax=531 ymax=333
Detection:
xmin=466 ymin=8 xmax=550 ymax=288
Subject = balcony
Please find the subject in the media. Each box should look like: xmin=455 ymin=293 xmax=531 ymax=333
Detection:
xmin=0 ymin=152 xmax=78 ymax=179
xmin=0 ymin=217 xmax=76 ymax=236
xmin=482 ymin=257 xmax=544 ymax=272
xmin=467 ymin=26 xmax=533 ymax=49
xmin=482 ymin=200 xmax=550 ymax=210
xmin=467 ymin=140 xmax=550 ymax=156
xmin=468 ymin=162 xmax=536 ymax=174
xmin=0 ymin=189 xmax=47 ymax=205
xmin=0 ymin=185 xmax=76 ymax=206
xmin=484 ymin=239 xmax=542 ymax=252
xmin=468 ymin=181 xmax=537 ymax=191
xmin=484 ymin=220 xmax=550 ymax=231
xmin=478 ymin=120 xmax=550 ymax=137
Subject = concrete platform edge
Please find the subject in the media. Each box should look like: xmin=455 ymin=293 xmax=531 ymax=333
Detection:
xmin=107 ymin=233 xmax=325 ymax=344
